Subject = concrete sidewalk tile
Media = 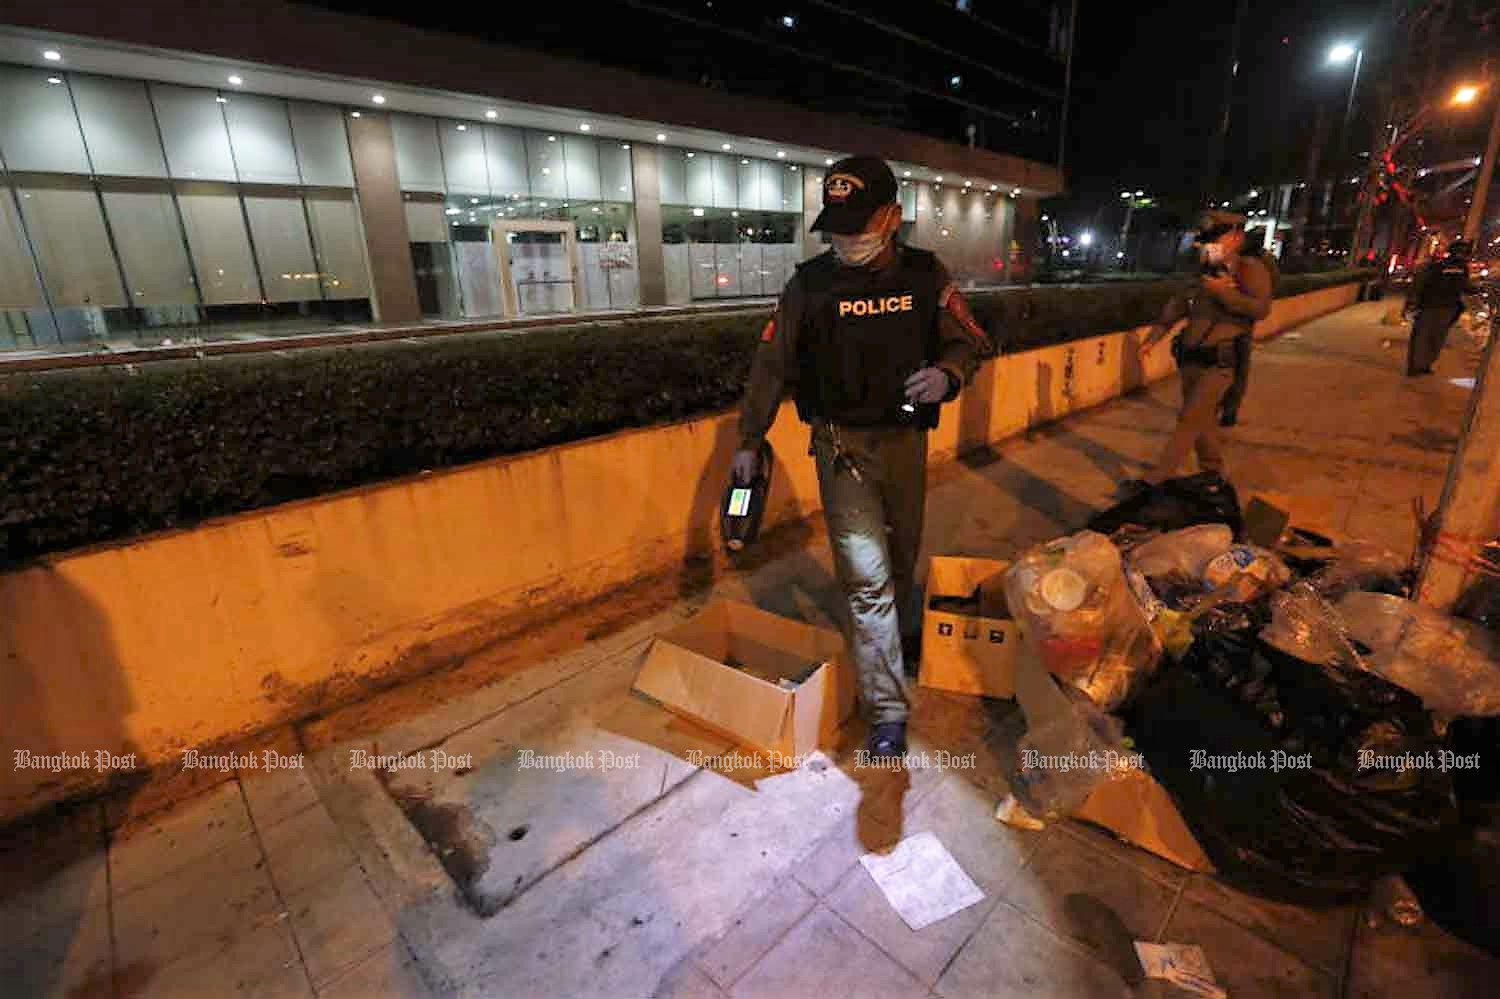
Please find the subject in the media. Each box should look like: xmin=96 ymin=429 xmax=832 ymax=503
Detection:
xmin=904 ymin=774 xmax=1041 ymax=897
xmin=654 ymin=959 xmax=728 ymax=999
xmin=285 ymin=862 xmax=398 ymax=986
xmin=0 ymin=849 xmax=110 ymax=940
xmin=825 ymin=857 xmax=994 ymax=987
xmin=315 ymin=942 xmax=432 ymax=999
xmin=1183 ymin=874 xmax=1355 ymax=976
xmin=109 ymin=780 xmax=256 ymax=895
xmin=792 ymin=810 xmax=899 ymax=898
xmin=0 ymin=902 xmax=112 ymax=999
xmin=240 ymin=762 xmax=321 ymax=831
xmin=697 ymin=878 xmax=816 ymax=989
xmin=1345 ymin=913 xmax=1500 ymax=999
xmin=122 ymin=920 xmax=304 ymax=998
xmin=998 ymin=830 xmax=1176 ymax=973
xmin=1164 ymin=897 xmax=1335 ymax=998
xmin=728 ymin=905 xmax=928 ymax=999
xmin=113 ymin=832 xmax=280 ymax=970
xmin=934 ymin=900 xmax=1131 ymax=999
xmin=259 ymin=803 xmax=359 ymax=897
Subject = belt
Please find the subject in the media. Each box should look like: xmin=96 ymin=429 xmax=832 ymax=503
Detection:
xmin=1172 ymin=339 xmax=1234 ymax=368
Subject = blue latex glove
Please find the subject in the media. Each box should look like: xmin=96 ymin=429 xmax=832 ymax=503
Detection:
xmin=904 ymin=367 xmax=953 ymax=405
xmin=731 ymin=448 xmax=761 ymax=484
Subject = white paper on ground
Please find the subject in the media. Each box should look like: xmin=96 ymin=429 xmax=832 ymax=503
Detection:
xmin=859 ymin=831 xmax=985 ymax=931
xmin=1451 ymin=378 xmax=1477 ymax=389
xmin=1133 ymin=942 xmax=1227 ymax=998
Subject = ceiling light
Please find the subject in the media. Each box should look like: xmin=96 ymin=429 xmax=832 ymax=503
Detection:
xmin=42 ymin=50 xmax=61 ymax=62
xmin=547 ymin=134 xmax=557 ymax=142
xmin=692 ymin=207 xmax=705 ymax=216
xmin=350 ymin=111 xmax=361 ymax=118
xmin=215 ymin=95 xmax=227 ymax=103
xmin=686 ymin=151 xmax=695 ymax=158
xmin=621 ymin=143 xmax=631 ymax=149
xmin=227 ymin=75 xmax=243 ymax=86
xmin=541 ymin=167 xmax=551 ymax=175
xmin=935 ymin=175 xmax=944 ymax=182
xmin=903 ymin=170 xmax=911 ymax=177
xmin=988 ymin=184 xmax=997 ymax=191
xmin=562 ymin=203 xmax=569 ymax=208
xmin=722 ymin=143 xmax=733 ymax=150
xmin=776 ymin=151 xmax=786 ymax=159
xmin=790 ymin=165 xmax=798 ymax=171
xmin=592 ymin=207 xmax=601 ymax=213
xmin=618 ymin=185 xmax=626 ymax=192
xmin=539 ymin=201 xmax=549 ymax=208
xmin=485 ymin=109 xmax=498 ymax=119
xmin=456 ymin=124 xmax=467 ymax=131
xmin=1012 ymin=188 xmax=1021 ymax=196
xmin=825 ymin=158 xmax=834 ymax=166
xmin=46 ymin=76 xmax=62 ymax=85
xmin=445 ymin=208 xmax=459 ymax=215
xmin=371 ymin=94 xmax=385 ymax=105
xmin=579 ymin=122 xmax=591 ymax=131
xmin=782 ymin=15 xmax=796 ymax=28
xmin=656 ymin=133 xmax=666 ymax=141
xmin=741 ymin=158 xmax=749 ymax=165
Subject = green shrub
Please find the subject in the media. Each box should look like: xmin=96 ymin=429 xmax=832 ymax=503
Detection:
xmin=0 ymin=272 xmax=1371 ymax=565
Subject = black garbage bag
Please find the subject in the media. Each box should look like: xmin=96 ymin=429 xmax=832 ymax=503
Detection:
xmin=1124 ymin=632 xmax=1460 ymax=905
xmin=1087 ymin=472 xmax=1243 ymax=539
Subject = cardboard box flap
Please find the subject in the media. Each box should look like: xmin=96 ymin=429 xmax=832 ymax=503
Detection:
xmin=635 ymin=638 xmax=792 ymax=753
xmin=1075 ymin=771 xmax=1215 ymax=873
xmin=928 ymin=556 xmax=1013 ymax=620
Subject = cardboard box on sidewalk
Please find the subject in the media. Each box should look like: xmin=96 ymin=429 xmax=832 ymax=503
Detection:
xmin=1011 ymin=641 xmax=1214 ymax=873
xmin=918 ymin=556 xmax=1020 ymax=698
xmin=1243 ymin=491 xmax=1338 ymax=548
xmin=633 ymin=600 xmax=854 ymax=762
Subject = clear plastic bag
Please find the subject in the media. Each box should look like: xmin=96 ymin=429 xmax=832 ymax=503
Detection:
xmin=1011 ymin=687 xmax=1139 ymax=817
xmin=1005 ymin=531 xmax=1162 ymax=710
xmin=1263 ymin=582 xmax=1364 ymax=668
xmin=1128 ymin=524 xmax=1234 ymax=579
xmin=1309 ymin=541 xmax=1409 ymax=598
xmin=1337 ymin=592 xmax=1500 ymax=717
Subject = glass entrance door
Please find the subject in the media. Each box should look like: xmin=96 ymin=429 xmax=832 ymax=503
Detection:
xmin=496 ymin=223 xmax=578 ymax=317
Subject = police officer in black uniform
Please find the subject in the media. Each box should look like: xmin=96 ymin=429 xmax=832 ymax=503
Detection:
xmin=1404 ymin=238 xmax=1478 ymax=376
xmin=732 ymin=156 xmax=994 ymax=758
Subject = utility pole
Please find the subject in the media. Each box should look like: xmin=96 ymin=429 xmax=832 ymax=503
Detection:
xmin=1291 ymin=105 xmax=1329 ymax=257
xmin=1057 ymin=0 xmax=1079 ymax=174
xmin=1463 ymin=93 xmax=1500 ymax=243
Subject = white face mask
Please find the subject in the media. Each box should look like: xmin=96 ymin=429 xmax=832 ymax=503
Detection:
xmin=1200 ymin=242 xmax=1227 ymax=266
xmin=831 ymin=230 xmax=891 ymax=267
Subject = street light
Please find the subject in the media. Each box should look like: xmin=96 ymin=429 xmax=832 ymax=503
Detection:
xmin=1079 ymin=231 xmax=1094 ymax=247
xmin=1454 ymin=85 xmax=1481 ymax=106
xmin=1327 ymin=41 xmax=1364 ymax=153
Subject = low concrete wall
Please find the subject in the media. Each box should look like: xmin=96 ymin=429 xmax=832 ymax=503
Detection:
xmin=0 ymin=281 xmax=1359 ymax=820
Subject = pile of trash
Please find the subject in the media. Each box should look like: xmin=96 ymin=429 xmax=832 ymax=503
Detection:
xmin=1001 ymin=474 xmax=1500 ymax=914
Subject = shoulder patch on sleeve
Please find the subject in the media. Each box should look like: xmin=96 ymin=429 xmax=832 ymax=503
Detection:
xmin=941 ymin=283 xmax=995 ymax=356
xmin=760 ymin=317 xmax=777 ymax=343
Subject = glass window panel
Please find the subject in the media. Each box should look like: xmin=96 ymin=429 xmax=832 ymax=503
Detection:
xmin=658 ymin=149 xmax=686 ymax=205
xmin=900 ymin=181 xmax=917 ymax=221
xmin=403 ymin=197 xmax=448 ymax=243
xmin=174 ymin=181 xmax=260 ymax=304
xmin=71 ymin=75 xmax=168 ymax=178
xmin=288 ymin=102 xmax=354 ymax=187
xmin=599 ymin=142 xmax=633 ymax=202
xmin=562 ymin=135 xmax=600 ymax=201
xmin=0 ymin=186 xmax=45 ymax=309
xmin=685 ymin=152 xmax=712 ymax=206
xmin=439 ymin=120 xmax=488 ymax=196
xmin=244 ymin=192 xmax=318 ymax=303
xmin=482 ymin=125 xmax=528 ymax=198
xmin=13 ymin=176 xmax=126 ymax=307
xmin=709 ymin=154 xmax=737 ymax=209
xmin=100 ymin=180 xmax=196 ymax=305
xmin=305 ymin=192 xmax=369 ymax=300
xmin=390 ymin=114 xmax=445 ymax=193
xmin=0 ymin=66 xmax=92 ymax=174
xmin=151 ymin=84 xmax=237 ymax=181
xmin=736 ymin=158 xmax=757 ymax=211
xmin=758 ymin=162 xmax=784 ymax=212
xmin=784 ymin=165 xmax=804 ymax=213
xmin=223 ymin=94 xmax=300 ymax=185
xmin=526 ymin=131 xmax=566 ymax=199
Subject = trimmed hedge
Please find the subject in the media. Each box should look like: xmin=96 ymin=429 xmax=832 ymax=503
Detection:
xmin=0 ymin=270 xmax=1372 ymax=565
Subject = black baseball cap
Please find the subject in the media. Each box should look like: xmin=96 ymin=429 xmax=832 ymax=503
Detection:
xmin=810 ymin=155 xmax=899 ymax=234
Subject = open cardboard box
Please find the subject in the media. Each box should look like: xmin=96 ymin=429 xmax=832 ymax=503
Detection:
xmin=918 ymin=556 xmax=1021 ymax=698
xmin=633 ymin=600 xmax=854 ymax=762
xmin=1012 ymin=641 xmax=1214 ymax=873
xmin=1243 ymin=491 xmax=1338 ymax=549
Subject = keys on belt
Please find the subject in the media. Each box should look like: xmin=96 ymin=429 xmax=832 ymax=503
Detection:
xmin=827 ymin=423 xmax=864 ymax=482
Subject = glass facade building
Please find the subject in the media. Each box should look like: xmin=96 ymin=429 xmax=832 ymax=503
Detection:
xmin=0 ymin=8 xmax=1062 ymax=359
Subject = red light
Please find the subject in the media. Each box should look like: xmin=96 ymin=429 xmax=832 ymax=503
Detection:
xmin=715 ymin=274 xmax=730 ymax=286
xmin=992 ymin=257 xmax=1006 ymax=271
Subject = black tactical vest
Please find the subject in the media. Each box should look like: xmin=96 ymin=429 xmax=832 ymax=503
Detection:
xmin=794 ymin=245 xmax=943 ymax=428
xmin=1419 ymin=258 xmax=1471 ymax=308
